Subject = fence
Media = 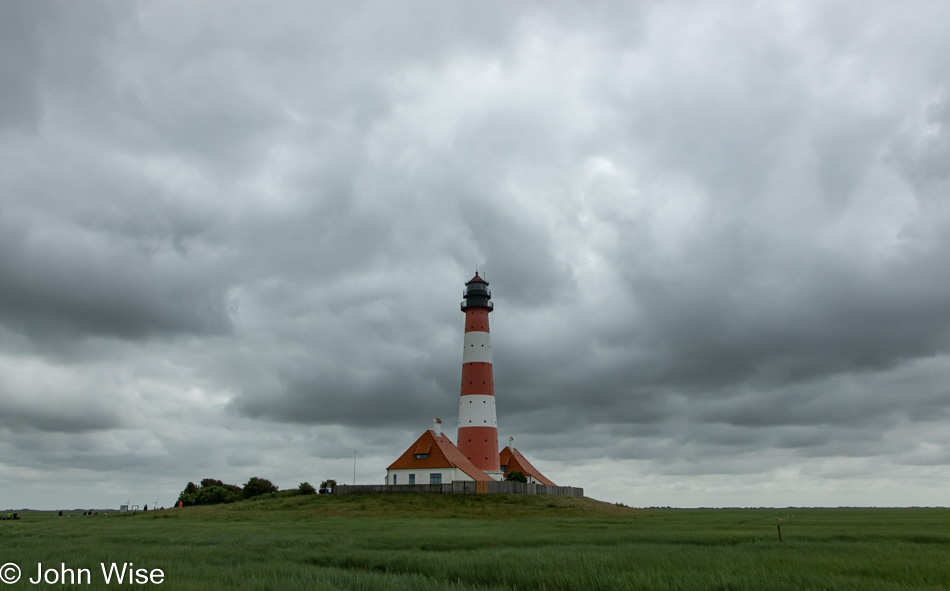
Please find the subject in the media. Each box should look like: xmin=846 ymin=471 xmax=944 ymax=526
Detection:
xmin=334 ymin=481 xmax=583 ymax=497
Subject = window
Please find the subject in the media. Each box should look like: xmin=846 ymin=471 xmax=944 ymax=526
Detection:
xmin=393 ymin=474 xmax=397 ymax=485
xmin=430 ymin=473 xmax=442 ymax=485
xmin=415 ymin=453 xmax=428 ymax=459
xmin=409 ymin=474 xmax=415 ymax=485
xmin=500 ymin=465 xmax=506 ymax=472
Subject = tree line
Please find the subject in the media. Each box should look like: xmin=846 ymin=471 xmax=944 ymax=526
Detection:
xmin=176 ymin=478 xmax=333 ymax=506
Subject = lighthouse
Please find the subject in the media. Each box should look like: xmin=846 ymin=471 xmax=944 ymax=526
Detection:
xmin=457 ymin=273 xmax=502 ymax=478
xmin=385 ymin=272 xmax=558 ymax=488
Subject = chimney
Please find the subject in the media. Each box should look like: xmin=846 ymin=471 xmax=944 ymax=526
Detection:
xmin=433 ymin=417 xmax=442 ymax=435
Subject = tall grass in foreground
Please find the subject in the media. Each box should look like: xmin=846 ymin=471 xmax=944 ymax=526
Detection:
xmin=2 ymin=496 xmax=949 ymax=590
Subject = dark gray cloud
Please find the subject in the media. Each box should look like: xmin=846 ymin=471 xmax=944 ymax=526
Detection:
xmin=0 ymin=208 xmax=234 ymax=340
xmin=2 ymin=1 xmax=950 ymax=510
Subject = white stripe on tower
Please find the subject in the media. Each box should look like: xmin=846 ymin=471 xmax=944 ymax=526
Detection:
xmin=458 ymin=395 xmax=497 ymax=426
xmin=462 ymin=331 xmax=492 ymax=364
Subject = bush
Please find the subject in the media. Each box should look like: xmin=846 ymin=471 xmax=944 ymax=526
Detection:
xmin=177 ymin=482 xmax=241 ymax=506
xmin=176 ymin=478 xmax=243 ymax=506
xmin=504 ymin=470 xmax=528 ymax=483
xmin=195 ymin=485 xmax=241 ymax=504
xmin=297 ymin=482 xmax=317 ymax=495
xmin=199 ymin=478 xmax=242 ymax=496
xmin=242 ymin=477 xmax=278 ymax=499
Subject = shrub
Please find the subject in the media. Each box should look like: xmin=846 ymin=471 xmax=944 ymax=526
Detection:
xmin=195 ymin=485 xmax=241 ymax=504
xmin=243 ymin=477 xmax=278 ymax=499
xmin=297 ymin=482 xmax=317 ymax=495
xmin=177 ymin=483 xmax=241 ymax=506
xmin=504 ymin=470 xmax=528 ymax=483
xmin=199 ymin=478 xmax=242 ymax=496
xmin=177 ymin=478 xmax=243 ymax=506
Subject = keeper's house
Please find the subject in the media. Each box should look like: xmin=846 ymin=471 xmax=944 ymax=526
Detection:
xmin=386 ymin=419 xmax=494 ymax=486
xmin=387 ymin=418 xmax=558 ymax=487
xmin=499 ymin=445 xmax=555 ymax=485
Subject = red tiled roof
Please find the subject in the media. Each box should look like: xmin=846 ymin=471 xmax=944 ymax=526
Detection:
xmin=499 ymin=446 xmax=555 ymax=486
xmin=388 ymin=430 xmax=494 ymax=482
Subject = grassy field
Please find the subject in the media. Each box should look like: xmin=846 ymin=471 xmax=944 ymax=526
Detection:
xmin=2 ymin=494 xmax=949 ymax=590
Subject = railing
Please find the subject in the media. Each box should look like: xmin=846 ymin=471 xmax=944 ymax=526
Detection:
xmin=461 ymin=300 xmax=493 ymax=311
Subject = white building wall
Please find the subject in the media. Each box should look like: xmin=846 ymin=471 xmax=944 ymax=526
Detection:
xmin=386 ymin=467 xmax=473 ymax=485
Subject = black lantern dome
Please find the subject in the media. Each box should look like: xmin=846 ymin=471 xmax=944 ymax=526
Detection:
xmin=460 ymin=273 xmax=492 ymax=311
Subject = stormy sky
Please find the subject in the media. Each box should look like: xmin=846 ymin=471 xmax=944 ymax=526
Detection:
xmin=2 ymin=1 xmax=950 ymax=509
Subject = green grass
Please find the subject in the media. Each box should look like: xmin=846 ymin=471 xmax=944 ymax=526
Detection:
xmin=2 ymin=496 xmax=949 ymax=590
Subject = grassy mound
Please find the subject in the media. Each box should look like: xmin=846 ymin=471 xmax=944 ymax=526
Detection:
xmin=164 ymin=492 xmax=639 ymax=520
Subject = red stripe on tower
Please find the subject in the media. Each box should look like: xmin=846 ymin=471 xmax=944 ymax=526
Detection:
xmin=457 ymin=272 xmax=501 ymax=475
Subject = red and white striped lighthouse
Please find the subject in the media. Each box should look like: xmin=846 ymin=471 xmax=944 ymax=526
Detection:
xmin=457 ymin=273 xmax=502 ymax=477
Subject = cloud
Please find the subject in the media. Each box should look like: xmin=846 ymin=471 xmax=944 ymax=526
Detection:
xmin=2 ymin=1 xmax=950 ymax=509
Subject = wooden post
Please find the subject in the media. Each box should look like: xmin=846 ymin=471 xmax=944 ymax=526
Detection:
xmin=777 ymin=525 xmax=783 ymax=543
